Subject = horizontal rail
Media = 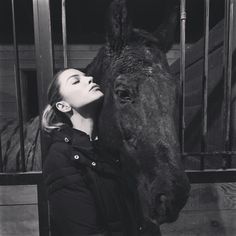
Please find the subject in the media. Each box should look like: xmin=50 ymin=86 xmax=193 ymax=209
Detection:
xmin=182 ymin=151 xmax=236 ymax=156
xmin=186 ymin=169 xmax=236 ymax=183
xmin=1 ymin=169 xmax=236 ymax=185
xmin=0 ymin=171 xmax=42 ymax=185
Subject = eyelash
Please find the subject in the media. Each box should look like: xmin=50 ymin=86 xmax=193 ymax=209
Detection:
xmin=72 ymin=80 xmax=80 ymax=84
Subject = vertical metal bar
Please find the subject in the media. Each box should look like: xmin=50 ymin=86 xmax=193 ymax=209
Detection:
xmin=180 ymin=0 xmax=186 ymax=155
xmin=0 ymin=137 xmax=3 ymax=172
xmin=222 ymin=0 xmax=229 ymax=169
xmin=231 ymin=0 xmax=236 ymax=151
xmin=222 ymin=0 xmax=229 ymax=168
xmin=11 ymin=0 xmax=26 ymax=172
xmin=223 ymin=0 xmax=234 ymax=169
xmin=62 ymin=0 xmax=68 ymax=68
xmin=200 ymin=0 xmax=210 ymax=170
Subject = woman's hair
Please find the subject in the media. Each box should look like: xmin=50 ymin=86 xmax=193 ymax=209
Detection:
xmin=41 ymin=69 xmax=73 ymax=132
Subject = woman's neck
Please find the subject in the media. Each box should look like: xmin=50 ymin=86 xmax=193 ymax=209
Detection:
xmin=70 ymin=108 xmax=97 ymax=140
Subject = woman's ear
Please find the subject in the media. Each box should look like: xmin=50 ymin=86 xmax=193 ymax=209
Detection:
xmin=55 ymin=101 xmax=72 ymax=113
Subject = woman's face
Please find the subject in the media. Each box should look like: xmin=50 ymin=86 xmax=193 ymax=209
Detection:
xmin=58 ymin=68 xmax=104 ymax=109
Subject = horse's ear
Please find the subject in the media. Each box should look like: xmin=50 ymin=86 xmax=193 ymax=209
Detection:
xmin=106 ymin=0 xmax=132 ymax=52
xmin=85 ymin=47 xmax=106 ymax=84
xmin=153 ymin=2 xmax=179 ymax=53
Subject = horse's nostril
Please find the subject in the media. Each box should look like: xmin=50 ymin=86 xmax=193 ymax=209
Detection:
xmin=154 ymin=193 xmax=180 ymax=223
xmin=159 ymin=194 xmax=167 ymax=203
xmin=152 ymin=194 xmax=168 ymax=222
xmin=155 ymin=194 xmax=167 ymax=205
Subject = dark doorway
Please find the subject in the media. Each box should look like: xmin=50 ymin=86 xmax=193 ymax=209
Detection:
xmin=20 ymin=70 xmax=39 ymax=121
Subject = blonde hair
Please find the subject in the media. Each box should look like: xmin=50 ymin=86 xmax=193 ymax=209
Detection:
xmin=41 ymin=69 xmax=72 ymax=132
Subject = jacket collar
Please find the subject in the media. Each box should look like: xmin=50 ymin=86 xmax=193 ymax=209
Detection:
xmin=50 ymin=125 xmax=97 ymax=151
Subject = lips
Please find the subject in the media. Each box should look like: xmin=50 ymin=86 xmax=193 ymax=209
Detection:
xmin=89 ymin=84 xmax=100 ymax=91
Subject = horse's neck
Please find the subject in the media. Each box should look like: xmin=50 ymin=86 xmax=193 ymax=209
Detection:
xmin=98 ymin=144 xmax=120 ymax=161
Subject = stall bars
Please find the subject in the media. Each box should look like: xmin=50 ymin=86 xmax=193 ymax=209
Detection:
xmin=179 ymin=0 xmax=236 ymax=183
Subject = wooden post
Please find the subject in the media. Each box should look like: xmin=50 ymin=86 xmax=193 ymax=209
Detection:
xmin=33 ymin=0 xmax=54 ymax=115
xmin=33 ymin=0 xmax=54 ymax=159
xmin=62 ymin=0 xmax=68 ymax=68
xmin=32 ymin=1 xmax=54 ymax=235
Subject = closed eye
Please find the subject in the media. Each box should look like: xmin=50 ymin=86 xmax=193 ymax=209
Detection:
xmin=72 ymin=79 xmax=80 ymax=84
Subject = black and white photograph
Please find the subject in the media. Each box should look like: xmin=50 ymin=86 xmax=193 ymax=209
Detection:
xmin=0 ymin=0 xmax=235 ymax=235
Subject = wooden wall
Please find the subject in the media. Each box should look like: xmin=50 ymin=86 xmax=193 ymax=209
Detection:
xmin=161 ymin=183 xmax=236 ymax=236
xmin=0 ymin=185 xmax=39 ymax=236
xmin=0 ymin=183 xmax=235 ymax=236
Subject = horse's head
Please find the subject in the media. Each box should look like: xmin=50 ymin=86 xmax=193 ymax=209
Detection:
xmin=86 ymin=0 xmax=190 ymax=227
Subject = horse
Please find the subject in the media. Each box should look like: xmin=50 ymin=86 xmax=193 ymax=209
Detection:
xmin=1 ymin=0 xmax=190 ymax=234
xmin=85 ymin=0 xmax=190 ymax=234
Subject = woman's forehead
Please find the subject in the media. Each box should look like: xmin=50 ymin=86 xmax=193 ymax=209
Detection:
xmin=59 ymin=69 xmax=83 ymax=81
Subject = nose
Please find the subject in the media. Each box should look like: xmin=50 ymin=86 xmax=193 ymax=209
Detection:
xmin=87 ymin=76 xmax=93 ymax=84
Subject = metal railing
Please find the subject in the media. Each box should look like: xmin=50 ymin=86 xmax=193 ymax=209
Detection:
xmin=179 ymin=0 xmax=236 ymax=181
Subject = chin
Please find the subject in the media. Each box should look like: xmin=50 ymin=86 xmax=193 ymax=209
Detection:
xmin=94 ymin=91 xmax=104 ymax=100
xmin=91 ymin=93 xmax=104 ymax=105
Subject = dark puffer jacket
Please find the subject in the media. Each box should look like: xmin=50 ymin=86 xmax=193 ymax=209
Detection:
xmin=42 ymin=125 xmax=143 ymax=236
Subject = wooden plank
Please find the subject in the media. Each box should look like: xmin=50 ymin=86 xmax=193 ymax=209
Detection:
xmin=0 ymin=113 xmax=17 ymax=121
xmin=0 ymin=44 xmax=179 ymax=66
xmin=0 ymin=50 xmax=99 ymax=61
xmin=0 ymin=89 xmax=17 ymax=98
xmin=54 ymin=59 xmax=98 ymax=69
xmin=0 ymin=92 xmax=16 ymax=102
xmin=161 ymin=182 xmax=236 ymax=235
xmin=0 ymin=101 xmax=17 ymax=113
xmin=1 ymin=182 xmax=234 ymax=212
xmin=0 ymin=70 xmax=14 ymax=77
xmin=0 ymin=44 xmax=102 ymax=51
xmin=0 ymin=61 xmax=14 ymax=72
xmin=0 ymin=185 xmax=37 ymax=205
xmin=161 ymin=209 xmax=236 ymax=236
xmin=0 ymin=205 xmax=39 ymax=236
xmin=184 ymin=183 xmax=236 ymax=211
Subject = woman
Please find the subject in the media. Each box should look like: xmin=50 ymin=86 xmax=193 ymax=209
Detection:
xmin=42 ymin=68 xmax=141 ymax=236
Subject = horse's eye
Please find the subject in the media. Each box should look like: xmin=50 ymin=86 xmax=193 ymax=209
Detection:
xmin=116 ymin=89 xmax=131 ymax=102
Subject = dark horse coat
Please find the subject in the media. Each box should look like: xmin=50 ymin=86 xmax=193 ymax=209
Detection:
xmin=43 ymin=125 xmax=159 ymax=235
